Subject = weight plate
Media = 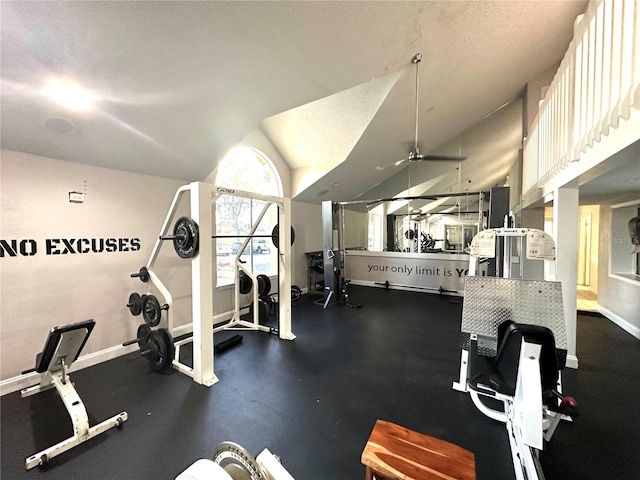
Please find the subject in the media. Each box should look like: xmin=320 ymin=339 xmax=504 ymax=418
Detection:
xmin=212 ymin=442 xmax=267 ymax=480
xmin=291 ymin=285 xmax=302 ymax=302
xmin=173 ymin=217 xmax=199 ymax=259
xmin=142 ymin=295 xmax=162 ymax=327
xmin=256 ymin=274 xmax=271 ymax=296
xmin=128 ymin=292 xmax=143 ymax=316
xmin=145 ymin=330 xmax=168 ymax=372
xmin=224 ymin=463 xmax=253 ymax=480
xmin=271 ymin=224 xmax=295 ymax=249
xmin=137 ymin=324 xmax=151 ymax=349
xmin=239 ymin=271 xmax=252 ymax=295
xmin=139 ymin=266 xmax=150 ymax=282
xmin=156 ymin=328 xmax=174 ymax=371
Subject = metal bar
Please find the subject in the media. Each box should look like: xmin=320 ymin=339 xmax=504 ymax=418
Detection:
xmin=213 ymin=186 xmax=285 ymax=205
xmin=148 ymin=184 xmax=191 ymax=267
xmin=191 ymin=182 xmax=217 ymax=387
xmin=336 ymin=191 xmax=484 ymax=207
xmin=278 ymin=197 xmax=295 ymax=339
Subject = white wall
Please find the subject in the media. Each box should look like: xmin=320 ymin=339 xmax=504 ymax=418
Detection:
xmin=597 ymin=203 xmax=640 ymax=338
xmin=291 ymin=201 xmax=322 ymax=292
xmin=0 ymin=150 xmax=190 ymax=381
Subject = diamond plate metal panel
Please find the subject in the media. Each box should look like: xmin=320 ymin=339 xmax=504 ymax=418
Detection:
xmin=461 ymin=276 xmax=566 ymax=356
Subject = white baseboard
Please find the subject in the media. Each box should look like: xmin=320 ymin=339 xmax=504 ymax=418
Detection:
xmin=1 ymin=308 xmax=241 ymax=397
xmin=597 ymin=305 xmax=640 ymax=340
xmin=0 ymin=343 xmax=139 ymax=397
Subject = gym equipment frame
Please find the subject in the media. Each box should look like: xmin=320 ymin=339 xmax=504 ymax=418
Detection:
xmin=176 ymin=441 xmax=295 ymax=480
xmin=452 ymin=228 xmax=576 ymax=480
xmin=142 ymin=182 xmax=294 ymax=387
xmin=21 ymin=319 xmax=128 ymax=470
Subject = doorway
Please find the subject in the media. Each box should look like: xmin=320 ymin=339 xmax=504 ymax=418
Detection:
xmin=576 ymin=205 xmax=600 ymax=312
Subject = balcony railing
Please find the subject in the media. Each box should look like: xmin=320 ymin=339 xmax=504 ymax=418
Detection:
xmin=523 ymin=0 xmax=640 ymax=193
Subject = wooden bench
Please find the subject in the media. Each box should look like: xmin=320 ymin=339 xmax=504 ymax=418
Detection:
xmin=361 ymin=420 xmax=476 ymax=480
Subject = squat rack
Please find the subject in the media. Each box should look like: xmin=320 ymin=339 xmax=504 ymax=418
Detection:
xmin=145 ymin=181 xmax=294 ymax=387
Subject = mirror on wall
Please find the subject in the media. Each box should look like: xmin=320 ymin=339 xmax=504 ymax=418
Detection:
xmin=343 ymin=96 xmax=523 ymax=254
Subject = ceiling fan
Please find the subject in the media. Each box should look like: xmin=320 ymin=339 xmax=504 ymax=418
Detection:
xmin=377 ymin=53 xmax=467 ymax=170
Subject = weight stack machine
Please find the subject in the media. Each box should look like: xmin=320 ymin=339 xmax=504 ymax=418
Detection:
xmin=321 ymin=201 xmax=344 ymax=308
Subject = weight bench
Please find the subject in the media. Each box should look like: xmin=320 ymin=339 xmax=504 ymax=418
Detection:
xmin=21 ymin=319 xmax=128 ymax=470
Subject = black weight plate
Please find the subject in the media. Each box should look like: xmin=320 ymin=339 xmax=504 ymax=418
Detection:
xmin=173 ymin=217 xmax=199 ymax=259
xmin=271 ymin=224 xmax=295 ymax=249
xmin=291 ymin=285 xmax=301 ymax=302
xmin=145 ymin=331 xmax=168 ymax=372
xmin=139 ymin=266 xmax=150 ymax=282
xmin=142 ymin=295 xmax=162 ymax=327
xmin=238 ymin=271 xmax=252 ymax=294
xmin=256 ymin=274 xmax=271 ymax=296
xmin=156 ymin=328 xmax=174 ymax=371
xmin=128 ymin=292 xmax=143 ymax=316
xmin=137 ymin=324 xmax=151 ymax=348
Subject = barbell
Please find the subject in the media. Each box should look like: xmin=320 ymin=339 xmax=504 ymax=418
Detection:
xmin=158 ymin=217 xmax=295 ymax=259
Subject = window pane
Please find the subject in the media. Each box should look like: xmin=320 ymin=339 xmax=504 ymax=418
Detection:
xmin=214 ymin=148 xmax=282 ymax=285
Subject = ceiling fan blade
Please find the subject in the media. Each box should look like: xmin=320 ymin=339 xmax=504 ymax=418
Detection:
xmin=375 ymin=157 xmax=408 ymax=170
xmin=414 ymin=154 xmax=468 ymax=162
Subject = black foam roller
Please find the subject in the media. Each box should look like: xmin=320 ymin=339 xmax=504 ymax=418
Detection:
xmin=214 ymin=334 xmax=243 ymax=354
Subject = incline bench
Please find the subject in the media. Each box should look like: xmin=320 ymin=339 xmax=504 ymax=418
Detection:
xmin=21 ymin=319 xmax=128 ymax=469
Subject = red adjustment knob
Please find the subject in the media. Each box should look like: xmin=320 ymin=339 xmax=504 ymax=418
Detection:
xmin=556 ymin=395 xmax=579 ymax=418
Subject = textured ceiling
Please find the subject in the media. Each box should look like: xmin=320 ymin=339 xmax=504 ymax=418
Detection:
xmin=1 ymin=1 xmax=589 ymax=202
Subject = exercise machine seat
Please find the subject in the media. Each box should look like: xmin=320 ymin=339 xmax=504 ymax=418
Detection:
xmin=32 ymin=319 xmax=96 ymax=373
xmin=469 ymin=321 xmax=558 ymax=400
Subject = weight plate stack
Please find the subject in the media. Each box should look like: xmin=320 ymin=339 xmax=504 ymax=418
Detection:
xmin=238 ymin=271 xmax=252 ymax=295
xmin=256 ymin=274 xmax=271 ymax=296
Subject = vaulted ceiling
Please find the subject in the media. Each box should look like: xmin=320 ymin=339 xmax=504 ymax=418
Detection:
xmin=1 ymin=1 xmax=589 ymax=204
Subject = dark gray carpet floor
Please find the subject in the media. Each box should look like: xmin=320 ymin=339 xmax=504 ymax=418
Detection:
xmin=1 ymin=286 xmax=638 ymax=479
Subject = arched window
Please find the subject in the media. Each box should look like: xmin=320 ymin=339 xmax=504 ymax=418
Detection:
xmin=214 ymin=147 xmax=282 ymax=285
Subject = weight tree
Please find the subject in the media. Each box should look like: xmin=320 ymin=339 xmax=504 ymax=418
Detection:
xmin=143 ymin=181 xmax=294 ymax=387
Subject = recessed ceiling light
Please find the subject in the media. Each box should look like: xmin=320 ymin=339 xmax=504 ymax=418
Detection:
xmin=332 ymin=182 xmax=340 ymax=188
xmin=44 ymin=77 xmax=96 ymax=112
xmin=44 ymin=116 xmax=74 ymax=134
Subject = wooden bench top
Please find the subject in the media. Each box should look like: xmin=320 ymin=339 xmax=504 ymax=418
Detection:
xmin=361 ymin=420 xmax=476 ymax=480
